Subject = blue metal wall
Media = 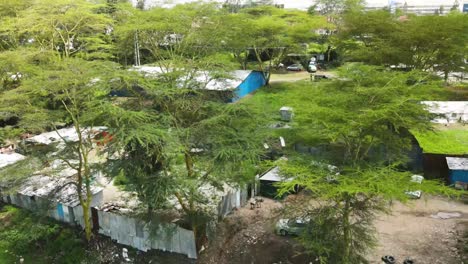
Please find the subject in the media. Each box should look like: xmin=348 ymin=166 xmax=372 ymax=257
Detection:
xmin=233 ymin=71 xmax=266 ymax=101
xmin=449 ymin=170 xmax=468 ymax=184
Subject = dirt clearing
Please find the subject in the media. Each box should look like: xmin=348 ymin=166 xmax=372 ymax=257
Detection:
xmin=199 ymin=198 xmax=313 ymax=264
xmin=370 ymin=196 xmax=468 ymax=264
xmin=199 ymin=196 xmax=467 ymax=264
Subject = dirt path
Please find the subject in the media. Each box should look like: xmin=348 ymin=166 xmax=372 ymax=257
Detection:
xmin=370 ymin=196 xmax=468 ymax=264
xmin=269 ymin=71 xmax=310 ymax=83
xmin=199 ymin=196 xmax=467 ymax=264
xmin=199 ymin=198 xmax=313 ymax=264
xmin=269 ymin=71 xmax=337 ymax=83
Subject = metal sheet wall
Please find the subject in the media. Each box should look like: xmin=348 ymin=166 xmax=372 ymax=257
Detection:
xmin=97 ymin=210 xmax=197 ymax=259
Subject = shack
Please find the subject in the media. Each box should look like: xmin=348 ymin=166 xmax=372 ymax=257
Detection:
xmin=129 ymin=66 xmax=266 ymax=102
xmin=258 ymin=167 xmax=294 ymax=198
xmin=1 ymin=160 xmax=104 ymax=229
xmin=446 ymin=157 xmax=468 ymax=188
xmin=411 ymin=102 xmax=468 ymax=181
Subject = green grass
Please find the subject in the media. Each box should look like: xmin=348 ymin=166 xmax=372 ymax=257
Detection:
xmin=0 ymin=204 xmax=88 ymax=264
xmin=413 ymin=125 xmax=468 ymax=155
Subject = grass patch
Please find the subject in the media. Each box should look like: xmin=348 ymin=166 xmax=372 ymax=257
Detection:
xmin=0 ymin=204 xmax=88 ymax=264
xmin=413 ymin=125 xmax=468 ymax=155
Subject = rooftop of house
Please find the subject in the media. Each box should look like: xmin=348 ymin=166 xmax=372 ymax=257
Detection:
xmin=412 ymin=123 xmax=468 ymax=155
xmin=25 ymin=126 xmax=107 ymax=146
xmin=446 ymin=157 xmax=468 ymax=171
xmin=421 ymin=101 xmax=468 ymax=124
xmin=16 ymin=160 xmax=103 ymax=207
xmin=2 ymin=126 xmax=240 ymax=215
xmin=259 ymin=165 xmax=299 ymax=182
xmin=0 ymin=127 xmax=109 ymax=207
xmin=133 ymin=65 xmax=253 ymax=91
xmin=0 ymin=152 xmax=26 ymax=169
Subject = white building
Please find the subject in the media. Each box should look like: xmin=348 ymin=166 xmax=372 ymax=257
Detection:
xmin=422 ymin=101 xmax=468 ymax=124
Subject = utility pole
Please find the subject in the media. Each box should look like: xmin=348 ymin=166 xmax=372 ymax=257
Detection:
xmin=134 ymin=30 xmax=140 ymax=66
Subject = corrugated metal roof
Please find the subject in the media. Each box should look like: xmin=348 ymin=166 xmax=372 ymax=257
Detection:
xmin=259 ymin=167 xmax=293 ymax=182
xmin=133 ymin=66 xmax=252 ymax=91
xmin=0 ymin=153 xmax=26 ymax=169
xmin=421 ymin=101 xmax=468 ymax=124
xmin=18 ymin=172 xmax=103 ymax=207
xmin=25 ymin=127 xmax=107 ymax=145
xmin=446 ymin=157 xmax=468 ymax=170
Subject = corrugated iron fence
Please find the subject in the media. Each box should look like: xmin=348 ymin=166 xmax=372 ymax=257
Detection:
xmin=97 ymin=210 xmax=197 ymax=259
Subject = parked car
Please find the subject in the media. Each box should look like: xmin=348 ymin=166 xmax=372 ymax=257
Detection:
xmin=275 ymin=218 xmax=308 ymax=236
xmin=405 ymin=175 xmax=424 ymax=199
xmin=286 ymin=64 xmax=303 ymax=71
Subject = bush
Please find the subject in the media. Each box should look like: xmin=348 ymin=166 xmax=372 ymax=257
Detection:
xmin=0 ymin=205 xmax=86 ymax=263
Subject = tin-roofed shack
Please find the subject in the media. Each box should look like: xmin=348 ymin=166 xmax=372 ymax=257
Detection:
xmin=0 ymin=127 xmax=246 ymax=259
xmin=0 ymin=159 xmax=104 ymax=228
xmin=123 ymin=66 xmax=266 ymax=102
xmin=24 ymin=126 xmax=107 ymax=146
xmin=1 ymin=127 xmax=108 ymax=228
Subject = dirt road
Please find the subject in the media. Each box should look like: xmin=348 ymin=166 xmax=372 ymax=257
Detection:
xmin=370 ymin=196 xmax=468 ymax=264
xmin=199 ymin=198 xmax=313 ymax=264
xmin=269 ymin=71 xmax=336 ymax=83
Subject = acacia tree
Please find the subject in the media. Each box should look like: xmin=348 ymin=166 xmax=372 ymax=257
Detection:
xmin=114 ymin=3 xmax=235 ymax=71
xmin=337 ymin=10 xmax=468 ymax=81
xmin=234 ymin=6 xmax=327 ymax=82
xmin=109 ymin=3 xmax=272 ymax=249
xmin=275 ymin=65 xmax=458 ymax=263
xmin=1 ymin=58 xmax=125 ymax=241
xmin=1 ymin=0 xmax=113 ymax=59
xmin=103 ymin=78 xmax=268 ymax=249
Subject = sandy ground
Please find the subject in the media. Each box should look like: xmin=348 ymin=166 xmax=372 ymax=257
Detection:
xmin=269 ymin=70 xmax=336 ymax=83
xmin=370 ymin=196 xmax=468 ymax=264
xmin=199 ymin=198 xmax=313 ymax=264
xmin=199 ymin=196 xmax=468 ymax=264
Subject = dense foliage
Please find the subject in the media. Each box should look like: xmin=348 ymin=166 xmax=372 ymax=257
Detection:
xmin=0 ymin=205 xmax=88 ymax=264
xmin=0 ymin=0 xmax=465 ymax=262
xmin=242 ymin=65 xmax=461 ymax=263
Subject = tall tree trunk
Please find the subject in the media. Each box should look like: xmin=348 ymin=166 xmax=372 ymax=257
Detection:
xmin=185 ymin=151 xmax=194 ymax=177
xmin=342 ymin=196 xmax=351 ymax=264
xmin=134 ymin=30 xmax=141 ymax=66
xmin=82 ymin=199 xmax=92 ymax=241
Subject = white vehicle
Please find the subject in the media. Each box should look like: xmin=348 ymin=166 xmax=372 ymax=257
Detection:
xmin=275 ymin=218 xmax=308 ymax=236
xmin=286 ymin=64 xmax=303 ymax=71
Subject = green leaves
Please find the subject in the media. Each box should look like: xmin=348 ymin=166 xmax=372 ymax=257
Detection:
xmin=337 ymin=10 xmax=468 ymax=78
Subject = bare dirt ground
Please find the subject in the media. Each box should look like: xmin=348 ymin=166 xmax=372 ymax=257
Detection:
xmin=269 ymin=71 xmax=310 ymax=83
xmin=199 ymin=196 xmax=468 ymax=264
xmin=370 ymin=196 xmax=468 ymax=264
xmin=269 ymin=71 xmax=336 ymax=83
xmin=199 ymin=198 xmax=314 ymax=264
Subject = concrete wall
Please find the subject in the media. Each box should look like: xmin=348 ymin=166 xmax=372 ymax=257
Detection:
xmin=97 ymin=210 xmax=197 ymax=259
